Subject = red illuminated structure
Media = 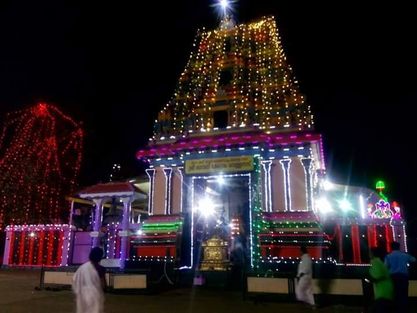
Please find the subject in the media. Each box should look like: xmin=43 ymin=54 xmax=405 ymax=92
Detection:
xmin=3 ymin=224 xmax=72 ymax=267
xmin=0 ymin=103 xmax=83 ymax=230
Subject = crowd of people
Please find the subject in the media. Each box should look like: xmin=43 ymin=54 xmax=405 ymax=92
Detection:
xmin=295 ymin=243 xmax=416 ymax=312
xmin=72 ymin=242 xmax=415 ymax=313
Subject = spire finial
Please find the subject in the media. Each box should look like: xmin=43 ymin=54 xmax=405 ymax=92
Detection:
xmin=212 ymin=0 xmax=237 ymax=19
xmin=219 ymin=0 xmax=230 ymax=16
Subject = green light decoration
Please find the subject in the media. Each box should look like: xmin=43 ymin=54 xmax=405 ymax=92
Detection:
xmin=140 ymin=221 xmax=183 ymax=233
xmin=375 ymin=180 xmax=388 ymax=202
xmin=251 ymin=157 xmax=262 ymax=270
xmin=142 ymin=222 xmax=182 ymax=228
xmin=376 ymin=180 xmax=385 ymax=191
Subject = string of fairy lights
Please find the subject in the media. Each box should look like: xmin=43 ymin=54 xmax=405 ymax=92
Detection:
xmin=4 ymin=224 xmax=71 ymax=266
xmin=0 ymin=103 xmax=83 ymax=230
xmin=1 ymin=1 xmax=406 ymax=271
xmin=130 ymin=216 xmax=183 ymax=263
xmin=153 ymin=16 xmax=313 ymax=141
xmin=248 ymin=157 xmax=262 ymax=269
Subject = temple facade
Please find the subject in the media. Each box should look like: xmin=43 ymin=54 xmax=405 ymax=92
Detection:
xmin=2 ymin=16 xmax=407 ymax=273
xmin=135 ymin=16 xmax=407 ymax=271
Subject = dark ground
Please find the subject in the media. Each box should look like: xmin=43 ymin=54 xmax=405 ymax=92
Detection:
xmin=0 ymin=268 xmax=366 ymax=313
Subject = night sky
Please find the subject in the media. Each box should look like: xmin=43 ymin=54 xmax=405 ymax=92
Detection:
xmin=0 ymin=2 xmax=416 ymax=239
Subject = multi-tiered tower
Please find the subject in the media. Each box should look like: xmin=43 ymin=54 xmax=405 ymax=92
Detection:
xmin=1 ymin=11 xmax=405 ymax=273
xmin=136 ymin=12 xmax=406 ymax=273
xmin=137 ymin=15 xmax=327 ymax=270
xmin=153 ymin=16 xmax=313 ymax=138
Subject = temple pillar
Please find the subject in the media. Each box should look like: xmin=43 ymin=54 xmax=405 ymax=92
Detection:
xmin=171 ymin=167 xmax=184 ymax=214
xmin=301 ymin=158 xmax=313 ymax=211
xmin=261 ymin=161 xmax=272 ymax=212
xmin=163 ymin=168 xmax=173 ymax=215
xmin=279 ymin=159 xmax=292 ymax=212
xmin=271 ymin=160 xmax=285 ymax=212
xmin=92 ymin=199 xmax=104 ymax=247
xmin=119 ymin=197 xmax=132 ymax=269
xmin=145 ymin=169 xmax=156 ymax=215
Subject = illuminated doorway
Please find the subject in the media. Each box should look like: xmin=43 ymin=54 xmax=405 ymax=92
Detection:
xmin=191 ymin=174 xmax=250 ymax=269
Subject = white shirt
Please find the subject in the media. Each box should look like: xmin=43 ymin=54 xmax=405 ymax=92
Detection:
xmin=72 ymin=261 xmax=104 ymax=313
xmin=297 ymin=253 xmax=313 ymax=277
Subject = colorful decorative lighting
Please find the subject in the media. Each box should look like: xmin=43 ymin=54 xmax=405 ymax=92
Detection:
xmin=130 ymin=215 xmax=183 ymax=262
xmin=372 ymin=200 xmax=392 ymax=219
xmin=137 ymin=131 xmax=321 ymax=159
xmin=375 ymin=180 xmax=388 ymax=201
xmin=150 ymin=16 xmax=313 ymax=142
xmin=375 ymin=180 xmax=385 ymax=192
xmin=0 ymin=103 xmax=83 ymax=230
xmin=4 ymin=224 xmax=71 ymax=267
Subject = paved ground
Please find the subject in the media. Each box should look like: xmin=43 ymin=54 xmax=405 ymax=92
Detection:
xmin=0 ymin=269 xmax=364 ymax=313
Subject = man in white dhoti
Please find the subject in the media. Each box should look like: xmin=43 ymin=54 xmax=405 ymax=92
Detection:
xmin=295 ymin=246 xmax=315 ymax=308
xmin=72 ymin=247 xmax=105 ymax=313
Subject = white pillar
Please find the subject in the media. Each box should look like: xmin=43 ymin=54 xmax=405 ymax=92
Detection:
xmin=178 ymin=167 xmax=184 ymax=213
xmin=301 ymin=158 xmax=313 ymax=211
xmin=163 ymin=168 xmax=173 ymax=215
xmin=92 ymin=199 xmax=104 ymax=247
xmin=261 ymin=161 xmax=272 ymax=212
xmin=69 ymin=200 xmax=75 ymax=227
xmin=279 ymin=159 xmax=292 ymax=212
xmin=145 ymin=169 xmax=156 ymax=215
xmin=119 ymin=197 xmax=132 ymax=269
xmin=60 ymin=226 xmax=72 ymax=266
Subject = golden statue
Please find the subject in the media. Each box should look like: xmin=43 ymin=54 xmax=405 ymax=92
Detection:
xmin=200 ymin=235 xmax=229 ymax=271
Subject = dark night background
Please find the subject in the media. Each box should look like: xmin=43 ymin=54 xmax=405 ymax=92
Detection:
xmin=0 ymin=1 xmax=416 ymax=248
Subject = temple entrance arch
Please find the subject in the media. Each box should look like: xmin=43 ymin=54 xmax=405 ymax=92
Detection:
xmin=190 ymin=174 xmax=251 ymax=270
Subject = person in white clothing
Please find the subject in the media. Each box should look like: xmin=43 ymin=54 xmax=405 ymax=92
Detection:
xmin=295 ymin=246 xmax=315 ymax=307
xmin=72 ymin=247 xmax=106 ymax=313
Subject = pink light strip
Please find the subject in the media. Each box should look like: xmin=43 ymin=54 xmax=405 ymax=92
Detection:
xmin=136 ymin=131 xmax=321 ymax=159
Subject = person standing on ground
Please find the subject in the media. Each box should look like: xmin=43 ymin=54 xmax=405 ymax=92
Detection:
xmin=72 ymin=247 xmax=106 ymax=313
xmin=369 ymin=246 xmax=393 ymax=313
xmin=385 ymin=241 xmax=416 ymax=312
xmin=295 ymin=245 xmax=315 ymax=308
xmin=230 ymin=235 xmax=246 ymax=289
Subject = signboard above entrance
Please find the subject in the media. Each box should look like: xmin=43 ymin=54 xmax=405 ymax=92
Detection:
xmin=185 ymin=156 xmax=254 ymax=175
